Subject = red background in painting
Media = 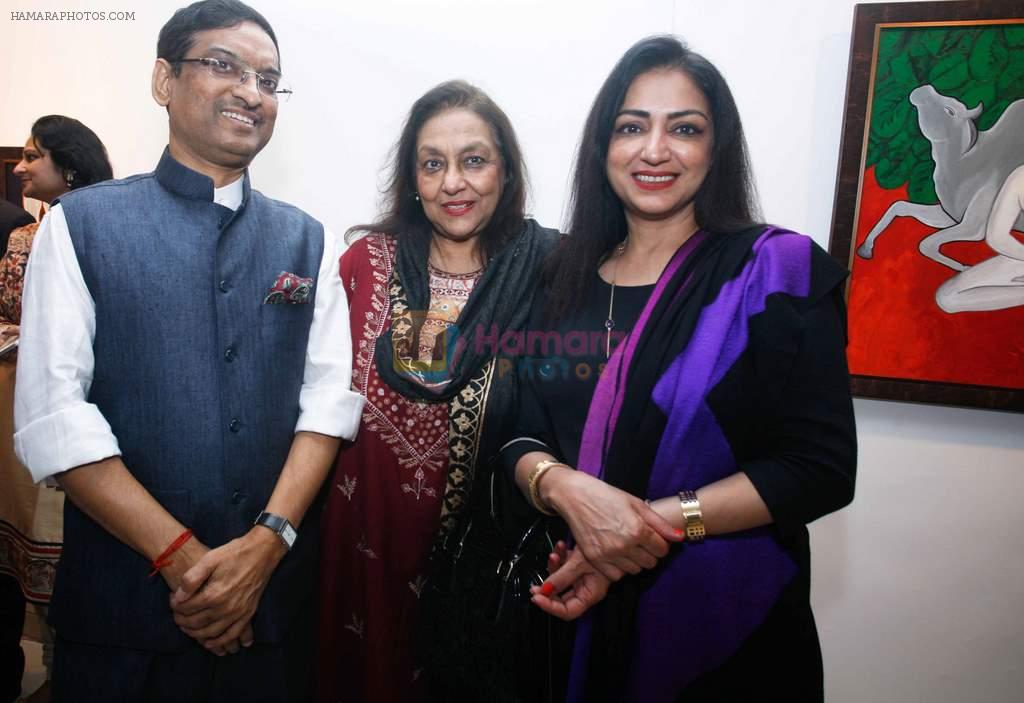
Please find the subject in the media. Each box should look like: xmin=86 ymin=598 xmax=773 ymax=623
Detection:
xmin=846 ymin=167 xmax=1024 ymax=389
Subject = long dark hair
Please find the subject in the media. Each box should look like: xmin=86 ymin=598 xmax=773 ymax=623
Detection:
xmin=545 ymin=35 xmax=761 ymax=320
xmin=31 ymin=115 xmax=113 ymax=190
xmin=348 ymin=80 xmax=528 ymax=263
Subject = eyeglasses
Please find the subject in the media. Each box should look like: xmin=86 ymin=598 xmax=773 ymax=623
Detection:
xmin=174 ymin=57 xmax=293 ymax=102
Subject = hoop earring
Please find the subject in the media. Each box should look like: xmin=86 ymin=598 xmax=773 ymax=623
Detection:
xmin=64 ymin=170 xmax=75 ymax=188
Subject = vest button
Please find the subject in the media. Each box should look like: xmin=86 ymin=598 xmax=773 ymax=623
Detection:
xmin=219 ymin=279 xmax=230 ymax=293
xmin=231 ymin=490 xmax=246 ymax=504
xmin=229 ymin=418 xmax=241 ymax=433
xmin=224 ymin=346 xmax=236 ymax=362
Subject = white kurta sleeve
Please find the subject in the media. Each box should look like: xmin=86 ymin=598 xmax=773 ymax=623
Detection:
xmin=293 ymin=226 xmax=365 ymax=439
xmin=13 ymin=204 xmax=121 ymax=482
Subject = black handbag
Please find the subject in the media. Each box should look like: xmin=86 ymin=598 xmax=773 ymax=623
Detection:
xmin=416 ymin=467 xmax=571 ymax=703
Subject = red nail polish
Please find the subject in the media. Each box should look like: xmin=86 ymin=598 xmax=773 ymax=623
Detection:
xmin=674 ymin=528 xmax=684 ymax=538
xmin=540 ymin=582 xmax=555 ymax=596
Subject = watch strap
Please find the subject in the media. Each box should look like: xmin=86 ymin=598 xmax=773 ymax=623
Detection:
xmin=254 ymin=511 xmax=297 ymax=550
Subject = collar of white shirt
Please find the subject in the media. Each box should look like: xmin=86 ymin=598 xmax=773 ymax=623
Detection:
xmin=214 ymin=176 xmax=244 ymax=211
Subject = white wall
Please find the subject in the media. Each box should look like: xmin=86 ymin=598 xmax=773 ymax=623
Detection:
xmin=2 ymin=0 xmax=1022 ymax=700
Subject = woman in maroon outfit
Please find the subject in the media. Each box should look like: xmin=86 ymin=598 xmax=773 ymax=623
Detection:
xmin=315 ymin=81 xmax=555 ymax=702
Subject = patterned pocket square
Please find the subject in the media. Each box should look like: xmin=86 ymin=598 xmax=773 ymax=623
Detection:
xmin=264 ymin=271 xmax=313 ymax=304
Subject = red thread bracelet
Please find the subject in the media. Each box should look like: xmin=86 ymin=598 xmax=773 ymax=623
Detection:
xmin=149 ymin=528 xmax=193 ymax=577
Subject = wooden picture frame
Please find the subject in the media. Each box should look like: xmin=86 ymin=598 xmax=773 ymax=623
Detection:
xmin=829 ymin=1 xmax=1024 ymax=412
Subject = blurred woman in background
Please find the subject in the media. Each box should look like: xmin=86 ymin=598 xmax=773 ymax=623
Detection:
xmin=1 ymin=115 xmax=112 ymax=703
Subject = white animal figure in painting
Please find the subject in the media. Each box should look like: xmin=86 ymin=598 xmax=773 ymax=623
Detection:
xmin=856 ymin=85 xmax=1024 ymax=272
xmin=935 ymin=164 xmax=1024 ymax=313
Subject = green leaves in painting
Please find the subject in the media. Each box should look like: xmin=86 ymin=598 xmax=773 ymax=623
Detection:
xmin=867 ymin=24 xmax=1024 ymax=203
xmin=872 ymin=85 xmax=913 ymax=139
xmin=968 ymin=30 xmax=1009 ymax=80
xmin=928 ymin=54 xmax=970 ymax=91
xmin=908 ymin=160 xmax=936 ymax=204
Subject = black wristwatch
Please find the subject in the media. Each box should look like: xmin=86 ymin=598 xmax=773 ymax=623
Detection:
xmin=254 ymin=511 xmax=297 ymax=550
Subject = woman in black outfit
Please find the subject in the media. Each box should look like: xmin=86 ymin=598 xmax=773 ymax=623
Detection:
xmin=500 ymin=36 xmax=857 ymax=702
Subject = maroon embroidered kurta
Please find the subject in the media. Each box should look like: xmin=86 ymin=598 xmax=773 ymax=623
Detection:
xmin=316 ymin=233 xmax=480 ymax=703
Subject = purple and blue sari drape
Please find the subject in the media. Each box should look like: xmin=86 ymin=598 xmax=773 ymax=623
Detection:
xmin=569 ymin=227 xmax=819 ymax=702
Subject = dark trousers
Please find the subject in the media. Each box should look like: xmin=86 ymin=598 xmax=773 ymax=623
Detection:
xmin=52 ymin=613 xmax=315 ymax=703
xmin=0 ymin=575 xmax=25 ymax=703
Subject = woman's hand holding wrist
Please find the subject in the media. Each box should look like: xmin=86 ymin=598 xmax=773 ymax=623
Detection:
xmin=544 ymin=471 xmax=684 ymax=582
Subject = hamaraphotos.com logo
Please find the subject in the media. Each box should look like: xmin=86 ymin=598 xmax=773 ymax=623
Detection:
xmin=9 ymin=10 xmax=136 ymax=21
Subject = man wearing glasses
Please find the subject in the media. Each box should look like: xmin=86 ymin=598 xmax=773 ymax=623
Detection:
xmin=13 ymin=1 xmax=363 ymax=699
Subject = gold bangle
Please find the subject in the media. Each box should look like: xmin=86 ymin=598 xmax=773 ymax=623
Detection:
xmin=527 ymin=460 xmax=562 ymax=516
xmin=678 ymin=490 xmax=705 ymax=542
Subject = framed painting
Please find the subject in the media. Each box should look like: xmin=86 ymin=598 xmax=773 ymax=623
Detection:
xmin=830 ymin=0 xmax=1024 ymax=412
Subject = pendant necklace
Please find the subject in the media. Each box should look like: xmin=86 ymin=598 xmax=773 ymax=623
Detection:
xmin=605 ymin=240 xmax=627 ymax=358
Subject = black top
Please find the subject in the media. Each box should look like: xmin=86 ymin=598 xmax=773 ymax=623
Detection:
xmin=502 ymin=273 xmax=654 ymax=471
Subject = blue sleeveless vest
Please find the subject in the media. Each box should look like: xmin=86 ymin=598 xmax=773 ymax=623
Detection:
xmin=51 ymin=150 xmax=325 ymax=650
